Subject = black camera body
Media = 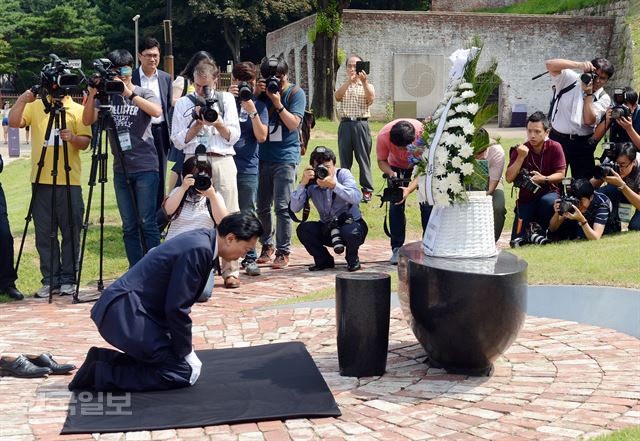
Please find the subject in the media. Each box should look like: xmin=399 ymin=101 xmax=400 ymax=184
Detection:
xmin=381 ymin=173 xmax=410 ymax=204
xmin=326 ymin=212 xmax=354 ymax=254
xmin=192 ymin=86 xmax=218 ymax=123
xmin=558 ymin=195 xmax=580 ymax=215
xmin=611 ymin=105 xmax=631 ymax=120
xmin=193 ymin=145 xmax=212 ymax=191
xmin=314 ymin=164 xmax=330 ymax=180
xmin=87 ymin=58 xmax=125 ymax=97
xmin=594 ymin=142 xmax=623 ymax=179
xmin=581 ymin=71 xmax=597 ymax=85
xmin=513 ymin=168 xmax=541 ymax=194
xmin=238 ymin=82 xmax=253 ymax=101
xmin=33 ymin=54 xmax=81 ymax=99
xmin=263 ymin=57 xmax=280 ymax=94
xmin=593 ymin=159 xmax=621 ymax=180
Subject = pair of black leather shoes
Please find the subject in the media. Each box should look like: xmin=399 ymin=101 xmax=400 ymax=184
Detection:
xmin=308 ymin=260 xmax=335 ymax=272
xmin=0 ymin=353 xmax=76 ymax=378
xmin=0 ymin=286 xmax=24 ymax=300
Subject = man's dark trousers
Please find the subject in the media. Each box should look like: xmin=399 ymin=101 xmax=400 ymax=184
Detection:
xmin=0 ymin=182 xmax=18 ymax=290
xmin=338 ymin=120 xmax=374 ymax=192
xmin=297 ymin=219 xmax=368 ymax=266
xmin=549 ymin=130 xmax=594 ymax=179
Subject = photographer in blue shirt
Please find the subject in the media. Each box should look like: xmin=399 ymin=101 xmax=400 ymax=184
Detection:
xmin=290 ymin=146 xmax=368 ymax=272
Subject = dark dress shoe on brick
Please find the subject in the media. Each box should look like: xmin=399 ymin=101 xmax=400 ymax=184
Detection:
xmin=308 ymin=260 xmax=335 ymax=271
xmin=26 ymin=353 xmax=76 ymax=374
xmin=347 ymin=260 xmax=362 ymax=272
xmin=0 ymin=286 xmax=24 ymax=300
xmin=0 ymin=355 xmax=52 ymax=378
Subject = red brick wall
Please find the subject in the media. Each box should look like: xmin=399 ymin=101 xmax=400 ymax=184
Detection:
xmin=431 ymin=0 xmax=527 ymax=11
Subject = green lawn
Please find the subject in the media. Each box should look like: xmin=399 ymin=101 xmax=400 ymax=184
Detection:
xmin=585 ymin=426 xmax=640 ymax=441
xmin=1 ymin=118 xmax=639 ymax=300
xmin=474 ymin=0 xmax=611 ymax=13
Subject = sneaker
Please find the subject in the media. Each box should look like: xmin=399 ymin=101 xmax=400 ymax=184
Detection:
xmin=361 ymin=190 xmax=372 ymax=203
xmin=390 ymin=247 xmax=400 ymax=265
xmin=244 ymin=260 xmax=261 ymax=276
xmin=35 ymin=285 xmax=60 ymax=299
xmin=272 ymin=253 xmax=289 ymax=269
xmin=256 ymin=246 xmax=275 ymax=264
xmin=59 ymin=284 xmax=76 ymax=296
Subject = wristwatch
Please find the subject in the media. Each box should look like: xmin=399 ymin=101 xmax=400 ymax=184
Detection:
xmin=276 ymin=106 xmax=285 ymax=114
xmin=249 ymin=111 xmax=258 ymax=119
xmin=129 ymin=91 xmax=138 ymax=100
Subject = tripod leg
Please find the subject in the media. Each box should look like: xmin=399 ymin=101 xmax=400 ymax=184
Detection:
xmin=48 ymin=112 xmax=61 ymax=304
xmin=98 ymin=137 xmax=107 ymax=291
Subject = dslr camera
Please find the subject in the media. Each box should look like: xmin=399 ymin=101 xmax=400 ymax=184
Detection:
xmin=32 ymin=54 xmax=81 ymax=99
xmin=192 ymin=86 xmax=219 ymax=123
xmin=193 ymin=145 xmax=212 ymax=191
xmin=513 ymin=168 xmax=541 ymax=194
xmin=580 ymin=71 xmax=597 ymax=85
xmin=326 ymin=212 xmax=354 ymax=255
xmin=380 ymin=173 xmax=410 ymax=204
xmin=237 ymin=82 xmax=253 ymax=102
xmin=593 ymin=142 xmax=623 ymax=179
xmin=86 ymin=58 xmax=125 ymax=97
xmin=263 ymin=57 xmax=280 ymax=94
xmin=611 ymin=88 xmax=631 ymax=120
xmin=309 ymin=164 xmax=330 ymax=185
xmin=558 ymin=177 xmax=580 ymax=216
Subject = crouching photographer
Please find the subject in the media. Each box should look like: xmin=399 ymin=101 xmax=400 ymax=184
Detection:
xmin=549 ymin=178 xmax=616 ymax=240
xmin=591 ymin=142 xmax=640 ymax=231
xmin=591 ymin=87 xmax=640 ymax=150
xmin=290 ymin=146 xmax=368 ymax=272
xmin=506 ymin=112 xmax=566 ymax=245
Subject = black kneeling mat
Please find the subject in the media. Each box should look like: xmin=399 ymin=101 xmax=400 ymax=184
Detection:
xmin=61 ymin=342 xmax=340 ymax=434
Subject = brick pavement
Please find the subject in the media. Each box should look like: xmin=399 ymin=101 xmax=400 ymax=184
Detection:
xmin=0 ymin=239 xmax=639 ymax=441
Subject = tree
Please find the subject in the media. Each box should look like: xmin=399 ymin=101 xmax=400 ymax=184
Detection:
xmin=311 ymin=0 xmax=350 ymax=119
xmin=187 ymin=0 xmax=312 ymax=63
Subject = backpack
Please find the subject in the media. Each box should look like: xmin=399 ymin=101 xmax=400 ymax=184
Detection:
xmin=272 ymin=84 xmax=315 ymax=155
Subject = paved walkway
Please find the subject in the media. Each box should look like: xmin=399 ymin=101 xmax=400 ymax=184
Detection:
xmin=0 ymin=240 xmax=639 ymax=441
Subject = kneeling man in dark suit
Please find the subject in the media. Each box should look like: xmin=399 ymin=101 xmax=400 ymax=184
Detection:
xmin=69 ymin=212 xmax=263 ymax=392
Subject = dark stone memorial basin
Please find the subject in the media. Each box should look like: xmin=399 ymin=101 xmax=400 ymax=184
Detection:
xmin=398 ymin=242 xmax=528 ymax=376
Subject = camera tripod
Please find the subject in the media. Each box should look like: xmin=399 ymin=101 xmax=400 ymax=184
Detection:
xmin=15 ymin=97 xmax=79 ymax=304
xmin=74 ymin=96 xmax=149 ymax=303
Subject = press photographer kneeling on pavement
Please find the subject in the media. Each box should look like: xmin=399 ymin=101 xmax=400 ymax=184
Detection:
xmin=548 ymin=178 xmax=616 ymax=241
xmin=290 ymin=146 xmax=367 ymax=272
xmin=506 ymin=112 xmax=566 ymax=246
xmin=591 ymin=142 xmax=640 ymax=231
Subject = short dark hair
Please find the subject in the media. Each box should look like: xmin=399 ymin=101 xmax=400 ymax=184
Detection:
xmin=179 ymin=51 xmax=213 ymax=81
xmin=218 ymin=212 xmax=264 ymax=241
xmin=260 ymin=55 xmax=288 ymax=78
xmin=232 ymin=62 xmax=257 ymax=82
xmin=527 ymin=111 xmax=550 ymax=131
xmin=139 ymin=37 xmax=161 ymax=54
xmin=592 ymin=57 xmax=614 ymax=80
xmin=390 ymin=120 xmax=416 ymax=147
xmin=572 ymin=178 xmax=595 ymax=199
xmin=107 ymin=49 xmax=134 ymax=68
xmin=623 ymin=87 xmax=638 ymax=106
xmin=618 ymin=142 xmax=637 ymax=162
xmin=309 ymin=146 xmax=336 ymax=166
xmin=181 ymin=156 xmax=212 ymax=179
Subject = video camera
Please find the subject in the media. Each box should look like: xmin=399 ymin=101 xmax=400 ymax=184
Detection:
xmin=380 ymin=173 xmax=410 ymax=204
xmin=192 ymin=86 xmax=219 ymax=123
xmin=611 ymin=88 xmax=631 ymax=120
xmin=86 ymin=59 xmax=125 ymax=97
xmin=513 ymin=168 xmax=541 ymax=194
xmin=262 ymin=56 xmax=280 ymax=94
xmin=558 ymin=177 xmax=580 ymax=216
xmin=31 ymin=54 xmax=81 ymax=100
xmin=193 ymin=145 xmax=212 ymax=191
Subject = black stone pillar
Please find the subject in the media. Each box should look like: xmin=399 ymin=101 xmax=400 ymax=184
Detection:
xmin=335 ymin=272 xmax=391 ymax=377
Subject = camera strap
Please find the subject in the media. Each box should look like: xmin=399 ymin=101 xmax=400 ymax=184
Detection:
xmin=548 ymin=82 xmax=576 ymax=122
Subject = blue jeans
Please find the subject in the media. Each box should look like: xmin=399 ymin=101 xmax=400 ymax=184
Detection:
xmin=256 ymin=161 xmax=296 ymax=255
xmin=597 ymin=184 xmax=640 ymax=231
xmin=511 ymin=192 xmax=558 ymax=240
xmin=114 ymin=171 xmax=161 ymax=267
xmin=237 ymin=172 xmax=259 ymax=261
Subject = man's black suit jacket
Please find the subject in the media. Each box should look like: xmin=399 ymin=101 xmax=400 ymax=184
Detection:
xmin=132 ymin=67 xmax=172 ymax=145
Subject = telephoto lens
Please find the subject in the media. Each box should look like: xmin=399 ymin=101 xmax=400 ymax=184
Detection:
xmin=238 ymin=82 xmax=253 ymax=101
xmin=330 ymin=226 xmax=345 ymax=254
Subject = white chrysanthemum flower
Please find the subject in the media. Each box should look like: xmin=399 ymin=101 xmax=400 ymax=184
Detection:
xmin=452 ymin=96 xmax=464 ymax=104
xmin=435 ymin=162 xmax=447 ymax=175
xmin=462 ymin=123 xmax=475 ymax=136
xmin=434 ymin=191 xmax=451 ymax=206
xmin=454 ymin=104 xmax=468 ymax=114
xmin=461 ymin=162 xmax=475 ymax=176
xmin=458 ymin=82 xmax=473 ymax=90
xmin=448 ymin=110 xmax=455 ymax=117
xmin=459 ymin=144 xmax=474 ymax=158
xmin=460 ymin=90 xmax=476 ymax=99
xmin=466 ymin=102 xmax=479 ymax=114
xmin=451 ymin=156 xmax=463 ymax=169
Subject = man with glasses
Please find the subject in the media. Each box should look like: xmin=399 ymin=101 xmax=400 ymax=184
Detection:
xmin=592 ymin=142 xmax=640 ymax=231
xmin=592 ymin=86 xmax=640 ymax=150
xmin=83 ymin=49 xmax=163 ymax=268
xmin=133 ymin=37 xmax=173 ymax=210
xmin=546 ymin=57 xmax=614 ymax=179
xmin=335 ymin=54 xmax=375 ymax=203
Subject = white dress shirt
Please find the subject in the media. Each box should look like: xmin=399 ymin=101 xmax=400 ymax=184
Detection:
xmin=138 ymin=66 xmax=164 ymax=124
xmin=171 ymin=91 xmax=240 ymax=155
